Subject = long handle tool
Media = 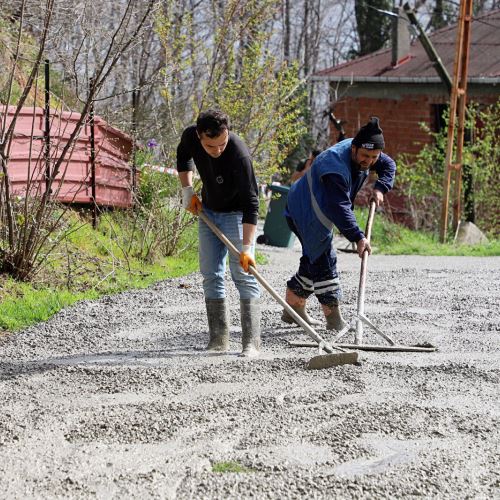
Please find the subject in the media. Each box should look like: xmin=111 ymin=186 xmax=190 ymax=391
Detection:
xmin=198 ymin=211 xmax=359 ymax=369
xmin=336 ymin=200 xmax=395 ymax=345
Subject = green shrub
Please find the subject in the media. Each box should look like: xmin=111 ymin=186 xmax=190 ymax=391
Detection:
xmin=212 ymin=461 xmax=252 ymax=473
xmin=396 ymin=100 xmax=500 ymax=237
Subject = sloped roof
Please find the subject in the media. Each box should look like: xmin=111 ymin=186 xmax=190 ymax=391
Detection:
xmin=314 ymin=9 xmax=500 ymax=82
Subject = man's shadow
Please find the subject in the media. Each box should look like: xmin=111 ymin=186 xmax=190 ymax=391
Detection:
xmin=0 ymin=325 xmax=310 ymax=381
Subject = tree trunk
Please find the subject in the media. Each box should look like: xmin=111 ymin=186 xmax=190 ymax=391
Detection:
xmin=354 ymin=0 xmax=392 ymax=56
xmin=283 ymin=0 xmax=290 ymax=62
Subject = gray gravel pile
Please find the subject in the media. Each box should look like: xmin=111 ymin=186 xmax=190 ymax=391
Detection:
xmin=0 ymin=239 xmax=499 ymax=499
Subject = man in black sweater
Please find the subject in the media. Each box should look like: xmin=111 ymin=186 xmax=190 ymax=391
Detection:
xmin=176 ymin=109 xmax=261 ymax=357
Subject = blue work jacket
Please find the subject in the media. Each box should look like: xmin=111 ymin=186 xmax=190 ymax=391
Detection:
xmin=286 ymin=139 xmax=395 ymax=262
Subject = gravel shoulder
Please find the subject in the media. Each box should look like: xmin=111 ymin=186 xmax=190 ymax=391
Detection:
xmin=1 ymin=238 xmax=499 ymax=499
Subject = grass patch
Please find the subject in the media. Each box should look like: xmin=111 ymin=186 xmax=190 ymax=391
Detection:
xmin=354 ymin=207 xmax=500 ymax=256
xmin=0 ymin=245 xmax=199 ymax=333
xmin=212 ymin=461 xmax=252 ymax=473
xmin=255 ymin=251 xmax=268 ymax=265
xmin=0 ymin=277 xmax=97 ymax=331
xmin=0 ymin=210 xmax=199 ymax=333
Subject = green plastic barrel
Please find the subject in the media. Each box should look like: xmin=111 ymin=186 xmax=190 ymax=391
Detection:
xmin=261 ymin=184 xmax=296 ymax=248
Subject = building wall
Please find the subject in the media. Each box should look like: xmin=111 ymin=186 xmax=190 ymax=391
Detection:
xmin=330 ymin=88 xmax=498 ymax=158
xmin=328 ymin=88 xmax=498 ymax=226
xmin=332 ymin=95 xmax=440 ymax=158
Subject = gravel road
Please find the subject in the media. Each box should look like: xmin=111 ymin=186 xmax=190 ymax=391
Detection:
xmin=1 ymin=237 xmax=499 ymax=499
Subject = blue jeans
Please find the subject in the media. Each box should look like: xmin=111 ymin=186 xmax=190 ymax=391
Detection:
xmin=199 ymin=207 xmax=261 ymax=300
xmin=285 ymin=216 xmax=342 ymax=305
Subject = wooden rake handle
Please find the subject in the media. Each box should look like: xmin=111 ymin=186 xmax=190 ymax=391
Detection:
xmin=357 ymin=200 xmax=377 ymax=314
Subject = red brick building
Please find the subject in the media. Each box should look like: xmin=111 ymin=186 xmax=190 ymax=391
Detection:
xmin=312 ymin=9 xmax=499 ymax=224
xmin=313 ymin=9 xmax=500 ymax=160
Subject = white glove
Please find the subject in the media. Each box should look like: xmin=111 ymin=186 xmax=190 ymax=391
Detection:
xmin=242 ymin=244 xmax=254 ymax=257
xmin=182 ymin=186 xmax=194 ymax=209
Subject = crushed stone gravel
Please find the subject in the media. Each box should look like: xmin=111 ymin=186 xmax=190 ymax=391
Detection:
xmin=0 ymin=237 xmax=499 ymax=499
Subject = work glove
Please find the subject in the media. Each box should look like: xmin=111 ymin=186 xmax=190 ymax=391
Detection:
xmin=239 ymin=244 xmax=256 ymax=273
xmin=182 ymin=186 xmax=202 ymax=215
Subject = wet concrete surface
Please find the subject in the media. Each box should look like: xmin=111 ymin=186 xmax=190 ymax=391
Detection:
xmin=0 ymin=238 xmax=499 ymax=499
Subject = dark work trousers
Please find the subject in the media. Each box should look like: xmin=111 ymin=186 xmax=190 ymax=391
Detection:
xmin=285 ymin=216 xmax=342 ymax=306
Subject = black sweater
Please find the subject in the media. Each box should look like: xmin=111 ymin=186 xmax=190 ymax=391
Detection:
xmin=176 ymin=126 xmax=259 ymax=225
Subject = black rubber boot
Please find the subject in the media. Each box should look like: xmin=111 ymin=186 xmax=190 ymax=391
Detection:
xmin=240 ymin=298 xmax=261 ymax=358
xmin=205 ymin=298 xmax=230 ymax=352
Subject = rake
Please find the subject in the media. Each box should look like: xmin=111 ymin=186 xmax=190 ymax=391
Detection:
xmin=289 ymin=200 xmax=437 ymax=353
xmin=198 ymin=210 xmax=360 ymax=369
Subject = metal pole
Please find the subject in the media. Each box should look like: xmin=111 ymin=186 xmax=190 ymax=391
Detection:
xmin=439 ymin=0 xmax=474 ymax=241
xmin=44 ymin=59 xmax=51 ymax=196
xmin=131 ymin=89 xmax=138 ymax=196
xmin=403 ymin=3 xmax=452 ymax=94
xmin=89 ymin=78 xmax=97 ymax=229
xmin=440 ymin=98 xmax=459 ymax=242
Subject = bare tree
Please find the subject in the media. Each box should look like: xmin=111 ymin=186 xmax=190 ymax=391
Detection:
xmin=0 ymin=0 xmax=157 ymax=280
xmin=283 ymin=0 xmax=291 ymax=61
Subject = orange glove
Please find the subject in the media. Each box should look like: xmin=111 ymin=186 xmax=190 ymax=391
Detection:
xmin=239 ymin=245 xmax=256 ymax=272
xmin=182 ymin=186 xmax=202 ymax=215
xmin=188 ymin=194 xmax=202 ymax=214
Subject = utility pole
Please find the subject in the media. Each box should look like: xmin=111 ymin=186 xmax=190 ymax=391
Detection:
xmin=439 ymin=0 xmax=473 ymax=242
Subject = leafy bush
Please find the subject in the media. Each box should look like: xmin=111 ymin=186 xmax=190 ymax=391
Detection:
xmin=466 ymin=101 xmax=500 ymax=236
xmin=103 ymin=158 xmax=196 ymax=263
xmin=354 ymin=206 xmax=499 ymax=256
xmin=396 ymin=100 xmax=499 ymax=237
xmin=156 ymin=0 xmax=307 ymax=185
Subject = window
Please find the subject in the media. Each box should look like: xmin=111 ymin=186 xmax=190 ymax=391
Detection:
xmin=431 ymin=103 xmax=448 ymax=133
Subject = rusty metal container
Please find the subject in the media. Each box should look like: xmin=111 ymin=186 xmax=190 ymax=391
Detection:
xmin=2 ymin=105 xmax=134 ymax=208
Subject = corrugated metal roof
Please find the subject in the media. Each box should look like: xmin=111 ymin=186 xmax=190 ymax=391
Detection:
xmin=314 ymin=9 xmax=500 ymax=81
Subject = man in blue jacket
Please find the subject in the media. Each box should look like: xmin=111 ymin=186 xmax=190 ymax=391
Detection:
xmin=282 ymin=117 xmax=396 ymax=330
